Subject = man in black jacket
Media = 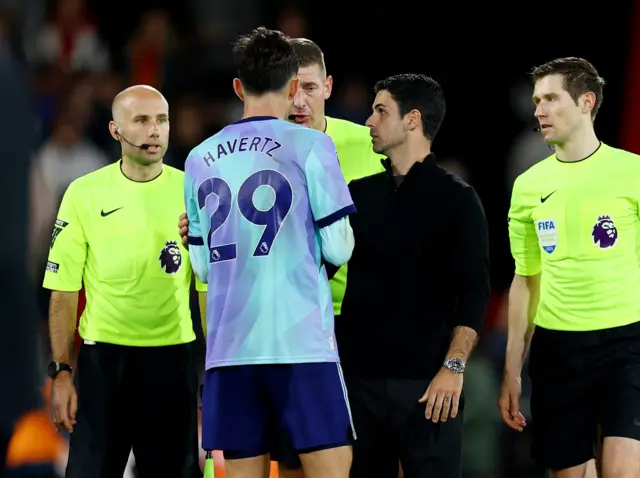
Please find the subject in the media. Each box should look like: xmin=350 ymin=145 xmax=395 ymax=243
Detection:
xmin=336 ymin=73 xmax=490 ymax=478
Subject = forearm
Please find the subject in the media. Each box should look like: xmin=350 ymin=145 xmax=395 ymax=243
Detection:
xmin=446 ymin=326 xmax=478 ymax=361
xmin=49 ymin=290 xmax=79 ymax=366
xmin=319 ymin=216 xmax=354 ymax=266
xmin=198 ymin=291 xmax=207 ymax=336
xmin=504 ymin=274 xmax=540 ymax=377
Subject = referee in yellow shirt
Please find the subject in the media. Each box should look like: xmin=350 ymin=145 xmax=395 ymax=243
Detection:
xmin=44 ymin=85 xmax=203 ymax=478
xmin=500 ymin=57 xmax=640 ymax=477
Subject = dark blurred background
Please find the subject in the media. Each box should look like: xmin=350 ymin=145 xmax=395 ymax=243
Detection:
xmin=2 ymin=0 xmax=640 ymax=476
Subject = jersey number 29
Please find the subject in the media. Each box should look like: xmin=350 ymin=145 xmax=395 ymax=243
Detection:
xmin=197 ymin=169 xmax=293 ymax=263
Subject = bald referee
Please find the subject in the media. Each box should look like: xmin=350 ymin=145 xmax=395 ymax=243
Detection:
xmin=44 ymin=85 xmax=203 ymax=478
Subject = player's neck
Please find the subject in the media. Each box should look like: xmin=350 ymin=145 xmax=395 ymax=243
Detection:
xmin=388 ymin=138 xmax=431 ymax=176
xmin=242 ymin=95 xmax=288 ymax=121
xmin=555 ymin=127 xmax=600 ymax=163
xmin=121 ymin=155 xmax=163 ymax=182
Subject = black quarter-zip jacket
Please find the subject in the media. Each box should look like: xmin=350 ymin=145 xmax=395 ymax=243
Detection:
xmin=336 ymin=153 xmax=490 ymax=380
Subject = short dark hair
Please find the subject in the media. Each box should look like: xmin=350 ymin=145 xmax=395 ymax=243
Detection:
xmin=531 ymin=57 xmax=606 ymax=120
xmin=232 ymin=27 xmax=299 ymax=95
xmin=374 ymin=73 xmax=446 ymax=142
xmin=289 ymin=38 xmax=326 ymax=74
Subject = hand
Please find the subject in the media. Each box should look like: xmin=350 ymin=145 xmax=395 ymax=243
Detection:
xmin=178 ymin=212 xmax=189 ymax=248
xmin=498 ymin=373 xmax=527 ymax=432
xmin=51 ymin=372 xmax=78 ymax=433
xmin=418 ymin=367 xmax=463 ymax=422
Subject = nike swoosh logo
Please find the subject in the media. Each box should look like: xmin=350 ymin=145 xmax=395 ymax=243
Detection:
xmin=541 ymin=191 xmax=556 ymax=203
xmin=101 ymin=207 xmax=123 ymax=217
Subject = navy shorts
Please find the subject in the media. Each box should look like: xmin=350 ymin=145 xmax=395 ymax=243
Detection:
xmin=201 ymin=362 xmax=354 ymax=460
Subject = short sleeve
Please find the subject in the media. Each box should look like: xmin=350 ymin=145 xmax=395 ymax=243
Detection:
xmin=184 ymin=154 xmax=210 ymax=284
xmin=305 ymin=134 xmax=356 ymax=228
xmin=43 ymin=182 xmax=87 ymax=292
xmin=508 ymin=176 xmax=542 ymax=276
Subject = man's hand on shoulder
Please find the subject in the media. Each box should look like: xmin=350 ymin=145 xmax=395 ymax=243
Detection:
xmin=178 ymin=212 xmax=189 ymax=248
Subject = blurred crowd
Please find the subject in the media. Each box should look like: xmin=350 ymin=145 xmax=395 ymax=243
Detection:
xmin=1 ymin=0 xmax=550 ymax=476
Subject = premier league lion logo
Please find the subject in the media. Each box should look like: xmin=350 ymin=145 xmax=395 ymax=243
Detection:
xmin=159 ymin=240 xmax=182 ymax=274
xmin=592 ymin=215 xmax=618 ymax=249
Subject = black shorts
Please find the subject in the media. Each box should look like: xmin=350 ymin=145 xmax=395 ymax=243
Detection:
xmin=529 ymin=320 xmax=640 ymax=471
xmin=66 ymin=341 xmax=200 ymax=478
xmin=273 ymin=374 xmax=464 ymax=478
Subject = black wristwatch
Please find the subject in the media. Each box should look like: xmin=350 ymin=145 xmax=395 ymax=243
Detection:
xmin=47 ymin=361 xmax=73 ymax=379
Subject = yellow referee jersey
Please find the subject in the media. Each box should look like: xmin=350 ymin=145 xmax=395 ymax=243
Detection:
xmin=509 ymin=143 xmax=640 ymax=331
xmin=43 ymin=161 xmax=199 ymax=347
xmin=325 ymin=116 xmax=384 ymax=316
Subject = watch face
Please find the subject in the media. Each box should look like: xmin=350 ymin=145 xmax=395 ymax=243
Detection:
xmin=445 ymin=358 xmax=465 ymax=372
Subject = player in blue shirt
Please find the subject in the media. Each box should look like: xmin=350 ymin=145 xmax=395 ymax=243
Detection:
xmin=184 ymin=27 xmax=356 ymax=478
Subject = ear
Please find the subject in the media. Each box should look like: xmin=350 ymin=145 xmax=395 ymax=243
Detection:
xmin=582 ymin=91 xmax=596 ymax=116
xmin=233 ymin=78 xmax=245 ymax=102
xmin=288 ymin=77 xmax=299 ymax=101
xmin=324 ymin=74 xmax=333 ymax=100
xmin=406 ymin=109 xmax=421 ymax=132
xmin=109 ymin=121 xmax=119 ymax=141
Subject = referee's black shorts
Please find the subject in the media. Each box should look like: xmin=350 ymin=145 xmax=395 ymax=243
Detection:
xmin=66 ymin=341 xmax=201 ymax=478
xmin=529 ymin=320 xmax=640 ymax=471
xmin=272 ymin=374 xmax=464 ymax=478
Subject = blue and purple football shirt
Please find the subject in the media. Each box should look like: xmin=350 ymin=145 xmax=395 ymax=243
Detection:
xmin=185 ymin=116 xmax=355 ymax=370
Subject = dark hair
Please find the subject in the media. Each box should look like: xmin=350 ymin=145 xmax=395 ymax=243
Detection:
xmin=289 ymin=38 xmax=326 ymax=74
xmin=531 ymin=57 xmax=606 ymax=120
xmin=374 ymin=73 xmax=446 ymax=142
xmin=232 ymin=27 xmax=299 ymax=95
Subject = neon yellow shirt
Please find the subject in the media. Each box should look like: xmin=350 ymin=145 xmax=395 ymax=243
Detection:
xmin=43 ymin=161 xmax=199 ymax=346
xmin=325 ymin=116 xmax=385 ymax=315
xmin=508 ymin=143 xmax=640 ymax=331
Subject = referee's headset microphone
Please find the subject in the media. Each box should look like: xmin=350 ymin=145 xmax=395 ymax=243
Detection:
xmin=532 ymin=126 xmax=555 ymax=151
xmin=115 ymin=130 xmax=151 ymax=150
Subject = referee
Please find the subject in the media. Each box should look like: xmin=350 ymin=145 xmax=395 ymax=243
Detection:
xmin=44 ymin=85 xmax=203 ymax=478
xmin=339 ymin=74 xmax=490 ymax=478
xmin=500 ymin=57 xmax=640 ymax=477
